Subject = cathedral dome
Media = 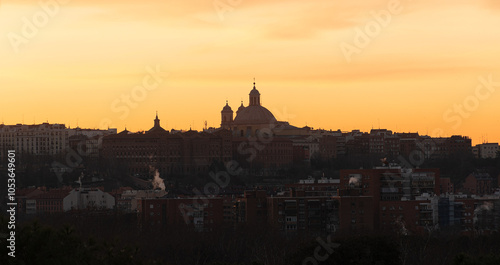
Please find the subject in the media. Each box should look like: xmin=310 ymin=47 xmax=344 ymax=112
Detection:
xmin=249 ymin=87 xmax=260 ymax=96
xmin=233 ymin=105 xmax=277 ymax=125
xmin=237 ymin=101 xmax=245 ymax=114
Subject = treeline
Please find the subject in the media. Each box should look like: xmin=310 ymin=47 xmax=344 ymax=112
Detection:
xmin=2 ymin=214 xmax=500 ymax=265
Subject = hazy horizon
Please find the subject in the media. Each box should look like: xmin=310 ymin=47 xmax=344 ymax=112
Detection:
xmin=1 ymin=0 xmax=499 ymax=145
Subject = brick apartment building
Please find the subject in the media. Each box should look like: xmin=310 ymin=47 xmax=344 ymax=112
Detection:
xmin=232 ymin=136 xmax=294 ymax=171
xmin=16 ymin=187 xmax=115 ymax=215
xmin=235 ymin=190 xmax=375 ymax=234
xmin=339 ymin=167 xmax=440 ymax=230
xmin=440 ymin=177 xmax=454 ymax=194
xmin=462 ymin=172 xmax=495 ymax=196
xmin=234 ymin=190 xmax=268 ymax=224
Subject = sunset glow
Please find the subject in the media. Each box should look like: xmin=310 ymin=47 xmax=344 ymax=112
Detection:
xmin=1 ymin=0 xmax=500 ymax=144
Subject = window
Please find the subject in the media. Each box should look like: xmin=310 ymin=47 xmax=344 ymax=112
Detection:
xmin=150 ymin=204 xmax=154 ymax=209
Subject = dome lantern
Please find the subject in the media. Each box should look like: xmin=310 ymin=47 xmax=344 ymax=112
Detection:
xmin=249 ymin=81 xmax=260 ymax=106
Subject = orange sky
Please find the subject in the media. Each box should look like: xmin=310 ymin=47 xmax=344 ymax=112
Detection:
xmin=1 ymin=0 xmax=499 ymax=145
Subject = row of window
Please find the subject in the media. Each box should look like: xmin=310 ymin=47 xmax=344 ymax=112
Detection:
xmin=382 ymin=206 xmax=405 ymax=211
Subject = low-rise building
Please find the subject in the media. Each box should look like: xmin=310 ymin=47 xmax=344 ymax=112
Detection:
xmin=64 ymin=188 xmax=115 ymax=211
xmin=462 ymin=172 xmax=494 ymax=196
xmin=475 ymin=143 xmax=499 ymax=159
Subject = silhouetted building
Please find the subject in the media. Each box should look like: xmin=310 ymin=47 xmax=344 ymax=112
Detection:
xmin=286 ymin=177 xmax=340 ymax=197
xmin=340 ymin=167 xmax=440 ymax=229
xmin=15 ymin=187 xmax=45 ymax=215
xmin=17 ymin=187 xmax=115 ymax=214
xmin=343 ymin=131 xmax=471 ymax=160
xmin=0 ymin=123 xmax=115 ymax=156
xmin=232 ymin=136 xmax=293 ymax=172
xmin=319 ymin=135 xmax=345 ymax=159
xmin=220 ymin=101 xmax=233 ymax=130
xmin=438 ymin=197 xmax=464 ymax=228
xmin=33 ymin=188 xmax=71 ymax=214
xmin=221 ymin=81 xmax=303 ymax=138
xmin=64 ymin=188 xmax=115 ymax=211
xmin=475 ymin=143 xmax=499 ymax=159
xmin=462 ymin=172 xmax=494 ymax=196
xmin=456 ymin=196 xmax=475 ymax=232
xmin=397 ymin=132 xmax=419 ymax=157
xmin=234 ymin=190 xmax=268 ymax=224
xmin=440 ymin=177 xmax=454 ymax=194
xmin=473 ymin=198 xmax=500 ymax=233
xmin=266 ymin=193 xmax=373 ymax=234
xmin=102 ymin=114 xmax=232 ymax=176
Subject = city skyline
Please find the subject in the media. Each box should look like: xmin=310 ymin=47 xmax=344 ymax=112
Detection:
xmin=1 ymin=0 xmax=500 ymax=145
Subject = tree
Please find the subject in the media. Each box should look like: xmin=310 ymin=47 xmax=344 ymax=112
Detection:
xmin=454 ymin=253 xmax=500 ymax=265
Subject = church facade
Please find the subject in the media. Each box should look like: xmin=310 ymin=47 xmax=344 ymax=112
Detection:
xmin=102 ymin=113 xmax=232 ymax=177
xmin=220 ymin=82 xmax=280 ymax=137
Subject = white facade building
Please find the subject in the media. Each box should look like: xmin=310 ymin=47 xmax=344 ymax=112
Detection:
xmin=477 ymin=143 xmax=499 ymax=159
xmin=0 ymin=123 xmax=116 ymax=160
xmin=63 ymin=188 xmax=115 ymax=211
xmin=0 ymin=123 xmax=69 ymax=156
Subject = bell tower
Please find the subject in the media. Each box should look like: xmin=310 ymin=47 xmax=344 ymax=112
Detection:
xmin=154 ymin=111 xmax=160 ymax=127
xmin=221 ymin=100 xmax=233 ymax=129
